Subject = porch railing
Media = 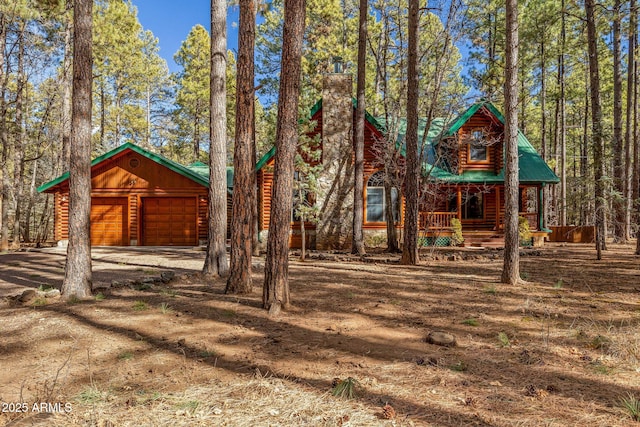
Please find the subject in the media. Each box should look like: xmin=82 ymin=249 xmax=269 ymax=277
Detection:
xmin=418 ymin=211 xmax=457 ymax=230
xmin=420 ymin=211 xmax=539 ymax=231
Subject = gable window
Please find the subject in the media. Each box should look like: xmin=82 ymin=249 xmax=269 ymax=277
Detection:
xmin=366 ymin=171 xmax=400 ymax=223
xmin=468 ymin=130 xmax=488 ymax=162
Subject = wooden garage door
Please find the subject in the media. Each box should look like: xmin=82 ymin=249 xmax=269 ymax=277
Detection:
xmin=142 ymin=197 xmax=197 ymax=246
xmin=90 ymin=197 xmax=128 ymax=246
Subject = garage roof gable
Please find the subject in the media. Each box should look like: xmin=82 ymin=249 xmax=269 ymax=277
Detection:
xmin=38 ymin=143 xmax=209 ymax=193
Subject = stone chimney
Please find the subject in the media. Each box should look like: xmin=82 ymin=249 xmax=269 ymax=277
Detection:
xmin=321 ymin=73 xmax=353 ymax=168
xmin=315 ymin=71 xmax=354 ymax=249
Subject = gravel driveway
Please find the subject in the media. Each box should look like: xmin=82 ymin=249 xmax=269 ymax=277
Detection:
xmin=0 ymin=246 xmax=207 ymax=298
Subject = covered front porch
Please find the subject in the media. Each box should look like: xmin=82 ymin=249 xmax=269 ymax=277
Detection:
xmin=418 ymin=184 xmax=549 ymax=246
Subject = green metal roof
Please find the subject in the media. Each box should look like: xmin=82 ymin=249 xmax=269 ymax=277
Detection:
xmin=186 ymin=161 xmax=209 ymax=180
xmin=376 ymin=116 xmax=445 ymax=163
xmin=424 ymin=101 xmax=559 ymax=184
xmin=38 ymin=142 xmax=210 ymax=193
xmin=255 ymin=100 xmax=558 ymax=184
xmin=187 ymin=163 xmax=235 ymax=192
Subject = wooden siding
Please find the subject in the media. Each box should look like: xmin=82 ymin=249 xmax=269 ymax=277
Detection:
xmin=90 ymin=151 xmax=203 ymax=192
xmin=130 ymin=195 xmax=138 ymax=243
xmin=457 ymin=110 xmax=503 ymax=173
xmin=258 ymin=168 xmax=274 ymax=230
xmin=363 ymin=119 xmax=383 ymax=178
xmin=198 ymin=196 xmax=207 ymax=242
xmin=549 ymin=226 xmax=595 ymax=243
xmin=55 ymin=193 xmax=69 ymax=241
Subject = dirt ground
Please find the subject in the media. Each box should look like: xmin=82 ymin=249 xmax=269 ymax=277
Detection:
xmin=1 ymin=243 xmax=639 ymax=426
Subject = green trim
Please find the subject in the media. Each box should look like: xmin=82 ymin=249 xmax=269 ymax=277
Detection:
xmin=308 ymin=98 xmax=323 ymax=118
xmin=38 ymin=142 xmax=209 ymax=193
xmin=437 ymin=102 xmax=506 ymax=140
xmin=353 ymin=98 xmax=386 ymax=133
xmin=255 ymin=146 xmax=276 ymax=171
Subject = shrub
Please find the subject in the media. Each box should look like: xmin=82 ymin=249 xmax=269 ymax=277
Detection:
xmin=132 ymin=300 xmax=148 ymax=311
xmin=462 ymin=318 xmax=479 ymax=326
xmin=332 ymin=377 xmax=358 ymax=399
xmin=518 ymin=216 xmax=532 ymax=245
xmin=620 ymin=393 xmax=640 ymax=421
xmin=498 ymin=332 xmax=511 ymax=347
xmin=450 ymin=218 xmax=464 ymax=246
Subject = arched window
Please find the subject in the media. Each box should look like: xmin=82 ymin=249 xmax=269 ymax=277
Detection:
xmin=366 ymin=171 xmax=400 ymax=223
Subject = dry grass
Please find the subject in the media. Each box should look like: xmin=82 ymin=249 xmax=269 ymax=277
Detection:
xmin=1 ymin=243 xmax=640 ymax=426
xmin=54 ymin=372 xmax=384 ymax=427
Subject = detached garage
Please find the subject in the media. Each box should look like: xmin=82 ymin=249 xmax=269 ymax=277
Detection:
xmin=38 ymin=143 xmax=214 ymax=247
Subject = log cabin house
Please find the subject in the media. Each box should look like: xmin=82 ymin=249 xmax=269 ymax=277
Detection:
xmin=256 ymin=74 xmax=559 ymax=249
xmin=39 ymin=75 xmax=558 ymax=249
xmin=38 ymin=143 xmax=232 ymax=246
xmin=414 ymin=101 xmax=559 ymax=247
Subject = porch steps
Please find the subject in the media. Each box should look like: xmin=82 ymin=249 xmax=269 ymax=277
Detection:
xmin=463 ymin=231 xmax=505 ymax=249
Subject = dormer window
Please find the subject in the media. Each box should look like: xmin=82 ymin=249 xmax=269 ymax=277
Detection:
xmin=468 ymin=129 xmax=488 ymax=163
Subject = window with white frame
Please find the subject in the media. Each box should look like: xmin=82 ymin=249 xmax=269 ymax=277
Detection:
xmin=366 ymin=171 xmax=400 ymax=223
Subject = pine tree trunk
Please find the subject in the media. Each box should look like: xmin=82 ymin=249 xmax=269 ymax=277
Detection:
xmin=300 ymin=213 xmax=306 ymax=261
xmin=612 ymin=0 xmax=625 ymax=242
xmin=635 ymin=29 xmax=640 ymax=255
xmin=114 ymin=94 xmax=121 ymax=147
xmin=62 ymin=0 xmax=93 ymax=299
xmin=263 ymin=0 xmax=306 ymax=315
xmin=559 ymin=1 xmax=567 ymax=227
xmin=252 ymin=103 xmax=260 ymax=257
xmin=203 ymin=0 xmax=229 ymax=278
xmin=501 ymin=0 xmax=520 ymax=284
xmin=0 ymin=140 xmax=7 ymax=251
xmin=351 ymin=0 xmax=367 ymax=256
xmin=384 ymin=177 xmax=399 ymax=252
xmin=36 ymin=193 xmax=51 ymax=245
xmin=625 ymin=0 xmax=636 ymax=243
xmin=146 ymin=87 xmax=151 ymax=148
xmin=226 ymin=0 xmax=256 ymax=294
xmin=61 ymin=4 xmax=72 ymax=171
xmin=401 ymin=0 xmax=419 ymax=266
xmin=11 ymin=21 xmax=26 ymax=250
xmin=99 ymin=83 xmax=105 ymax=148
xmin=581 ymin=81 xmax=589 ymax=225
xmin=540 ymin=39 xmax=548 ymax=229
xmin=585 ymin=0 xmax=606 ymax=259
xmin=0 ymin=14 xmax=7 ymax=251
xmin=375 ymin=9 xmax=400 ymax=254
xmin=23 ymin=160 xmax=38 ymax=243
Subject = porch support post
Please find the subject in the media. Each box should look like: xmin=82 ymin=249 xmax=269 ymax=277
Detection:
xmin=495 ymin=186 xmax=501 ymax=230
xmin=457 ymin=187 xmax=462 ymax=222
xmin=539 ymin=184 xmax=547 ymax=231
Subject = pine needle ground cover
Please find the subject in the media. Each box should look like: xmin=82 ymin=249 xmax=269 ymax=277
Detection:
xmin=0 ymin=243 xmax=639 ymax=426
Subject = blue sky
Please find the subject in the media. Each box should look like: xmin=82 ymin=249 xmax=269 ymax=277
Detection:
xmin=132 ymin=1 xmax=240 ymax=73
